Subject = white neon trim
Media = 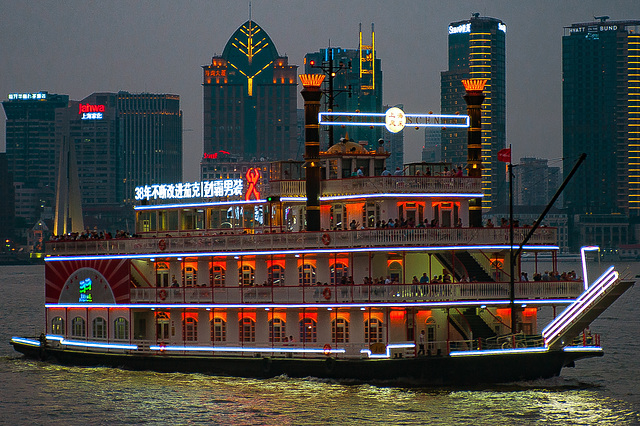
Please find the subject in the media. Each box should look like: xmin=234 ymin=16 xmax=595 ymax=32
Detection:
xmin=45 ymin=298 xmax=575 ymax=310
xmin=450 ymin=347 xmax=549 ymax=357
xmin=135 ymin=200 xmax=266 ymax=210
xmin=580 ymin=246 xmax=600 ymax=290
xmin=45 ymin=335 xmax=64 ymax=341
xmin=321 ymin=193 xmax=483 ymax=201
xmin=542 ymin=266 xmax=615 ymax=337
xmin=44 ymin=244 xmax=558 ymax=262
xmin=148 ymin=345 xmax=346 ymax=354
xmin=11 ymin=337 xmax=41 ymax=347
xmin=359 ymin=343 xmax=416 ymax=359
xmin=562 ymin=346 xmax=603 ymax=353
xmin=542 ymin=267 xmax=618 ymax=344
xmin=59 ymin=339 xmax=138 ymax=350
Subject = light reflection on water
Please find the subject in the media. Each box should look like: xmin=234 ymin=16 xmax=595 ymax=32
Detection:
xmin=1 ymin=264 xmax=639 ymax=424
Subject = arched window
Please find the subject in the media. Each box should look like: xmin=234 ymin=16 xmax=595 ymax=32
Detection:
xmin=114 ymin=317 xmax=129 ymax=340
xmin=156 ymin=312 xmax=170 ymax=340
xmin=330 ymin=263 xmax=348 ymax=285
xmin=298 ymin=264 xmax=316 ymax=286
xmin=209 ymin=265 xmax=226 ymax=287
xmin=389 ymin=261 xmax=403 ymax=284
xmin=156 ymin=262 xmax=170 ymax=288
xmin=238 ymin=265 xmax=255 ymax=286
xmin=184 ymin=265 xmax=198 ymax=287
xmin=71 ymin=317 xmax=86 ymax=337
xmin=183 ymin=317 xmax=198 ymax=341
xmin=331 ymin=318 xmax=349 ymax=343
xmin=269 ymin=318 xmax=286 ymax=342
xmin=364 ymin=317 xmax=383 ymax=343
xmin=299 ymin=318 xmax=317 ymax=343
xmin=268 ymin=264 xmax=285 ymax=286
xmin=211 ymin=318 xmax=226 ymax=342
xmin=239 ymin=317 xmax=255 ymax=342
xmin=92 ymin=317 xmax=107 ymax=339
xmin=51 ymin=317 xmax=64 ymax=335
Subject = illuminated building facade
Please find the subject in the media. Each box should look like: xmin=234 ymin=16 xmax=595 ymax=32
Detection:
xmin=0 ymin=153 xmax=16 ymax=244
xmin=562 ymin=19 xmax=640 ymax=217
xmin=441 ymin=15 xmax=507 ymax=210
xmin=202 ymin=20 xmax=298 ymax=162
xmin=304 ymin=24 xmax=383 ymax=151
xmin=2 ymin=92 xmax=69 ymax=223
xmin=513 ymin=158 xmax=561 ymax=207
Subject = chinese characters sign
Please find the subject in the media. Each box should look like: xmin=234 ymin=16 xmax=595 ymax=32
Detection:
xmin=79 ymin=103 xmax=105 ymax=120
xmin=134 ymin=180 xmax=244 ymax=201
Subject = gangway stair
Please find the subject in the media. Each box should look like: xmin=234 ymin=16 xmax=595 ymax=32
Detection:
xmin=542 ymin=266 xmax=634 ymax=350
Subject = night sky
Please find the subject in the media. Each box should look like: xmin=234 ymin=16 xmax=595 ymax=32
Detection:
xmin=1 ymin=1 xmax=637 ymax=180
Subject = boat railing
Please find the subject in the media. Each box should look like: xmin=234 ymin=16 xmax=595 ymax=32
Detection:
xmin=46 ymin=226 xmax=558 ymax=256
xmin=130 ymin=280 xmax=584 ymax=304
xmin=267 ymin=175 xmax=482 ymax=197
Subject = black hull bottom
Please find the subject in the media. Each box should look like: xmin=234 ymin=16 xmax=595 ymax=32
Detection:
xmin=11 ymin=341 xmax=602 ymax=386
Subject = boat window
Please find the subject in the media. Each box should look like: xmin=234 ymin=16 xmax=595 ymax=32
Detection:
xmin=330 ymin=263 xmax=348 ymax=285
xmin=181 ymin=209 xmax=195 ymax=230
xmin=167 ymin=210 xmax=179 ymax=231
xmin=114 ymin=317 xmax=129 ymax=340
xmin=239 ymin=317 xmax=256 ymax=342
xmin=331 ymin=318 xmax=349 ymax=343
xmin=210 ymin=265 xmax=226 ymax=287
xmin=211 ymin=318 xmax=226 ymax=342
xmin=156 ymin=312 xmax=170 ymax=340
xmin=268 ymin=264 xmax=285 ymax=286
xmin=71 ymin=317 xmax=85 ymax=337
xmin=183 ymin=317 xmax=198 ymax=342
xmin=364 ymin=318 xmax=383 ymax=343
xmin=238 ymin=265 xmax=255 ymax=286
xmin=156 ymin=262 xmax=170 ymax=288
xmin=269 ymin=318 xmax=286 ymax=342
xmin=299 ymin=318 xmax=317 ymax=343
xmin=92 ymin=317 xmax=107 ymax=339
xmin=51 ymin=317 xmax=64 ymax=335
xmin=184 ymin=265 xmax=198 ymax=287
xmin=298 ymin=264 xmax=316 ymax=286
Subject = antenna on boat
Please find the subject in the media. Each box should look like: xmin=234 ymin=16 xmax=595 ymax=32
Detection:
xmin=509 ymin=153 xmax=587 ymax=332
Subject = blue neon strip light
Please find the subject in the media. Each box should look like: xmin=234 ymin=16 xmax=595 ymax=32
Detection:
xmin=45 ymin=298 xmax=575 ymax=310
xmin=562 ymin=346 xmax=603 ymax=353
xmin=542 ymin=267 xmax=618 ymax=344
xmin=135 ymin=199 xmax=267 ymax=210
xmin=450 ymin=347 xmax=549 ymax=357
xmin=57 ymin=339 xmax=138 ymax=350
xmin=148 ymin=345 xmax=346 ymax=354
xmin=580 ymin=245 xmax=600 ymax=290
xmin=11 ymin=337 xmax=41 ymax=347
xmin=360 ymin=343 xmax=415 ymax=359
xmin=44 ymin=244 xmax=558 ymax=262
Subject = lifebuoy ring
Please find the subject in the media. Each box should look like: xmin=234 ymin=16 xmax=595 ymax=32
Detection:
xmin=323 ymin=343 xmax=332 ymax=356
xmin=158 ymin=289 xmax=167 ymax=300
xmin=321 ymin=233 xmax=331 ymax=245
xmin=158 ymin=239 xmax=167 ymax=251
xmin=322 ymin=287 xmax=331 ymax=300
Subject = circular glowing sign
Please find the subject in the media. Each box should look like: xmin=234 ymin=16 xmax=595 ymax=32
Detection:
xmin=385 ymin=107 xmax=406 ymax=133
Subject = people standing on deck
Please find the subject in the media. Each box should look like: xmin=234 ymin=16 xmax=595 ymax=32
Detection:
xmin=357 ymin=167 xmax=364 ymax=177
xmin=418 ymin=330 xmax=426 ymax=356
xmin=381 ymin=167 xmax=391 ymax=176
xmin=420 ymin=273 xmax=429 ymax=284
xmin=394 ymin=167 xmax=403 ymax=176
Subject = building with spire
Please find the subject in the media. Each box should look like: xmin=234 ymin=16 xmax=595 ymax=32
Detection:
xmin=202 ymin=20 xmax=298 ymax=164
xmin=441 ymin=15 xmax=507 ymax=211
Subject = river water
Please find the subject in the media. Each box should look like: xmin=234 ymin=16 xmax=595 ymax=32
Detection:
xmin=1 ymin=263 xmax=639 ymax=425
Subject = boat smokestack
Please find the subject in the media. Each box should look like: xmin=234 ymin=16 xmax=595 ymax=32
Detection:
xmin=463 ymin=79 xmax=487 ymax=227
xmin=299 ymin=74 xmax=325 ymax=232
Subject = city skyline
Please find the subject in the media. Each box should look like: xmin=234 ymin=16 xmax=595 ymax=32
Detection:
xmin=1 ymin=1 xmax=638 ymax=182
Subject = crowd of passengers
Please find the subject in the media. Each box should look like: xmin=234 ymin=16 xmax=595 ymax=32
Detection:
xmin=50 ymin=229 xmax=140 ymax=241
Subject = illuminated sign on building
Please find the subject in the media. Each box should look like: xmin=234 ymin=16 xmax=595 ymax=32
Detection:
xmin=135 ymin=179 xmax=244 ymax=201
xmin=448 ymin=23 xmax=471 ymax=34
xmin=203 ymin=150 xmax=231 ymax=160
xmin=79 ymin=278 xmax=93 ymax=303
xmin=319 ymin=107 xmax=469 ymax=134
xmin=79 ymin=103 xmax=105 ymax=120
xmin=8 ymin=92 xmax=47 ymax=100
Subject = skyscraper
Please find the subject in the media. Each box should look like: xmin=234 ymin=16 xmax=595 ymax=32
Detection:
xmin=2 ymin=92 xmax=69 ymax=223
xmin=304 ymin=24 xmax=383 ymax=151
xmin=562 ymin=18 xmax=640 ymax=216
xmin=202 ymin=20 xmax=298 ymax=162
xmin=513 ymin=158 xmax=561 ymax=206
xmin=441 ymin=15 xmax=507 ymax=210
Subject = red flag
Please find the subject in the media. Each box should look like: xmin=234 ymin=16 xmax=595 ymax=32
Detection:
xmin=498 ymin=148 xmax=511 ymax=163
